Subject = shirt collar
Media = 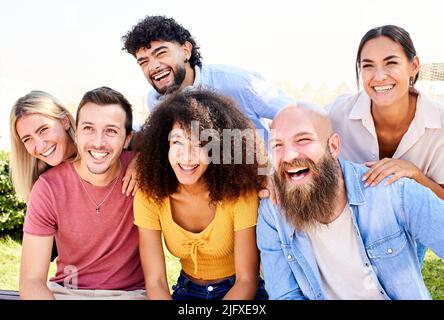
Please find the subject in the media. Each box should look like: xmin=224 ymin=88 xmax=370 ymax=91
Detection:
xmin=338 ymin=158 xmax=366 ymax=206
xmin=348 ymin=90 xmax=442 ymax=130
xmin=348 ymin=92 xmax=372 ymax=121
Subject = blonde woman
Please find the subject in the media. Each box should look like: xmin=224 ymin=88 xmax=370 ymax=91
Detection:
xmin=9 ymin=90 xmax=138 ymax=202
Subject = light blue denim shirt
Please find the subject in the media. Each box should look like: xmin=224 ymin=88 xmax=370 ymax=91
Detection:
xmin=257 ymin=158 xmax=444 ymax=300
xmin=148 ymin=64 xmax=295 ymax=141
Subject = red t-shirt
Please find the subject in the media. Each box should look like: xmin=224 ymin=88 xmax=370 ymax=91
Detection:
xmin=23 ymin=151 xmax=145 ymax=291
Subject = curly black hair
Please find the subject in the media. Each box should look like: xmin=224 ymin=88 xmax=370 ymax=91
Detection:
xmin=135 ymin=89 xmax=268 ymax=205
xmin=122 ymin=15 xmax=202 ymax=68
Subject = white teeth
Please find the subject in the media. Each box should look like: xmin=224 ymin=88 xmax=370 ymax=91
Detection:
xmin=153 ymin=70 xmax=170 ymax=80
xmin=179 ymin=164 xmax=199 ymax=170
xmin=374 ymin=84 xmax=394 ymax=93
xmin=42 ymin=145 xmax=56 ymax=157
xmin=287 ymin=167 xmax=307 ymax=173
xmin=90 ymin=151 xmax=108 ymax=159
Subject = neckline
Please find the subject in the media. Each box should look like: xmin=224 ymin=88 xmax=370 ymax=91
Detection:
xmin=165 ymin=196 xmax=219 ymax=236
xmin=70 ymin=161 xmax=123 ymax=190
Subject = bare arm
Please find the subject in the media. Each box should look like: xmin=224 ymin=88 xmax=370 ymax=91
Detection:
xmin=138 ymin=228 xmax=172 ymax=300
xmin=19 ymin=233 xmax=55 ymax=300
xmin=223 ymin=226 xmax=259 ymax=300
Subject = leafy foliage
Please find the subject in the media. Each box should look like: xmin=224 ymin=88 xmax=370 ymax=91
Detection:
xmin=0 ymin=151 xmax=26 ymax=237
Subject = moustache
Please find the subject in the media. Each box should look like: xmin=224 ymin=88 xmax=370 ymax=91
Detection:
xmin=278 ymin=158 xmax=319 ymax=177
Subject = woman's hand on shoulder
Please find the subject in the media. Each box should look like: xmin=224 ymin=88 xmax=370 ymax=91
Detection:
xmin=122 ymin=154 xmax=139 ymax=196
xmin=257 ymin=176 xmax=279 ymax=205
xmin=363 ymin=158 xmax=421 ymax=187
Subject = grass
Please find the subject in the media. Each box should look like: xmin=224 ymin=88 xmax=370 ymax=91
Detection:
xmin=0 ymin=236 xmax=21 ymax=290
xmin=0 ymin=236 xmax=178 ymax=292
xmin=423 ymin=250 xmax=444 ymax=300
xmin=1 ymin=236 xmax=443 ymax=299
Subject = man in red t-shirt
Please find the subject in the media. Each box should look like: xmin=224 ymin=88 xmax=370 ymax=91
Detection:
xmin=19 ymin=87 xmax=145 ymax=300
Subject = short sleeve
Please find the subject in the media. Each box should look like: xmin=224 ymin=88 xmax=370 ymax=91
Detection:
xmin=232 ymin=191 xmax=259 ymax=231
xmin=133 ymin=190 xmax=162 ymax=230
xmin=23 ymin=178 xmax=57 ymax=236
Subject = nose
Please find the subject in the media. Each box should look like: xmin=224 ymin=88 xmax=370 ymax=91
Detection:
xmin=91 ymin=132 xmax=105 ymax=148
xmin=35 ymin=137 xmax=47 ymax=154
xmin=282 ymin=145 xmax=300 ymax=163
xmin=149 ymin=58 xmax=161 ymax=73
xmin=179 ymin=141 xmax=200 ymax=164
xmin=374 ymin=67 xmax=387 ymax=81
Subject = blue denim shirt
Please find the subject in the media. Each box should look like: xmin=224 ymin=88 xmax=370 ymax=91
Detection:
xmin=148 ymin=64 xmax=295 ymax=141
xmin=257 ymin=159 xmax=444 ymax=300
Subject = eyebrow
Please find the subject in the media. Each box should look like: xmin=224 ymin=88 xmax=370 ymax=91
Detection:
xmin=269 ymin=131 xmax=315 ymax=143
xmin=80 ymin=122 xmax=121 ymax=129
xmin=361 ymin=55 xmax=401 ymax=63
xmin=136 ymin=45 xmax=168 ymax=63
xmin=20 ymin=124 xmax=47 ymax=140
xmin=170 ymin=132 xmax=185 ymax=139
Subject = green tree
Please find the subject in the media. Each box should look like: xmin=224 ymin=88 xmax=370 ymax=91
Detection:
xmin=0 ymin=151 xmax=26 ymax=238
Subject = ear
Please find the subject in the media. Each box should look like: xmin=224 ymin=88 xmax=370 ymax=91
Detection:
xmin=411 ymin=56 xmax=420 ymax=78
xmin=61 ymin=115 xmax=71 ymax=131
xmin=328 ymin=133 xmax=341 ymax=159
xmin=123 ymin=131 xmax=134 ymax=150
xmin=182 ymin=41 xmax=193 ymax=62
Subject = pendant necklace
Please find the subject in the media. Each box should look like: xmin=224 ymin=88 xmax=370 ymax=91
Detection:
xmin=76 ymin=161 xmax=121 ymax=214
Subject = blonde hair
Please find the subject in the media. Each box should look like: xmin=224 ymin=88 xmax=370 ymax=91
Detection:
xmin=9 ymin=91 xmax=76 ymax=201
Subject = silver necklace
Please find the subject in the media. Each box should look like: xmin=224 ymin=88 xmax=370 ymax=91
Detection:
xmin=76 ymin=162 xmax=121 ymax=214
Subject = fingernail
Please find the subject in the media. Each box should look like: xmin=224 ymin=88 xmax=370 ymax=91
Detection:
xmin=364 ymin=182 xmax=368 ymax=187
xmin=132 ymin=192 xmax=135 ymax=197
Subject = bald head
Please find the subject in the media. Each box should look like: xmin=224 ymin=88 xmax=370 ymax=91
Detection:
xmin=271 ymin=103 xmax=333 ymax=143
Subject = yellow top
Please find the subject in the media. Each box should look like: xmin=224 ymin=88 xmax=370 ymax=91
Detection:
xmin=133 ymin=190 xmax=259 ymax=280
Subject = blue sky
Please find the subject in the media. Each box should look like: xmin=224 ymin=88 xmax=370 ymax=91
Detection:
xmin=1 ymin=0 xmax=443 ymax=149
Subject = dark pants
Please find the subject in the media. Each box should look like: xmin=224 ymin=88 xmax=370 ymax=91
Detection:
xmin=172 ymin=273 xmax=269 ymax=300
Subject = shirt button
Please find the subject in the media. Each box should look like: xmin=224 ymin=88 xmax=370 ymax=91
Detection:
xmin=207 ymin=286 xmax=214 ymax=292
xmin=287 ymin=255 xmax=292 ymax=260
xmin=387 ymin=248 xmax=393 ymax=254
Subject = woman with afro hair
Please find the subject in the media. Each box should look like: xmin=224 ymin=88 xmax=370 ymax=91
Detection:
xmin=133 ymin=89 xmax=269 ymax=300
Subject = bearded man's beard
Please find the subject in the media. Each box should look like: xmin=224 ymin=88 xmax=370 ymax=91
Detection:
xmin=273 ymin=149 xmax=340 ymax=231
xmin=155 ymin=65 xmax=187 ymax=94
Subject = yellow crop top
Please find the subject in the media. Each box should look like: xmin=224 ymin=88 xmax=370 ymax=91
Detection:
xmin=134 ymin=191 xmax=259 ymax=280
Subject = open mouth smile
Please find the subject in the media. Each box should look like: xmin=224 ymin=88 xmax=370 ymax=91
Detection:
xmin=41 ymin=145 xmax=56 ymax=157
xmin=178 ymin=164 xmax=199 ymax=174
xmin=285 ymin=167 xmax=310 ymax=182
xmin=152 ymin=69 xmax=172 ymax=82
xmin=373 ymin=84 xmax=395 ymax=93
xmin=88 ymin=150 xmax=109 ymax=160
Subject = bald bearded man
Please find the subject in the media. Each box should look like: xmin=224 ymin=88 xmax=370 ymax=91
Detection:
xmin=257 ymin=104 xmax=444 ymax=300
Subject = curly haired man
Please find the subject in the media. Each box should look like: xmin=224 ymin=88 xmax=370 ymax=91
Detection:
xmin=122 ymin=15 xmax=294 ymax=141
